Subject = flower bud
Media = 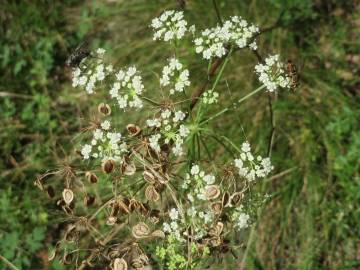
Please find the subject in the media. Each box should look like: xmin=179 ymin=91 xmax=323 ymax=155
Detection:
xmin=98 ymin=103 xmax=111 ymax=116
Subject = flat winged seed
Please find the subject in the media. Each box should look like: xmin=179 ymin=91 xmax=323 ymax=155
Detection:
xmin=126 ymin=124 xmax=141 ymax=136
xmin=145 ymin=185 xmax=160 ymax=202
xmin=62 ymin=189 xmax=74 ymax=204
xmin=102 ymin=159 xmax=115 ymax=174
xmin=132 ymin=222 xmax=150 ymax=239
xmin=85 ymin=171 xmax=98 ymax=183
xmin=151 ymin=230 xmax=165 ymax=239
xmin=98 ymin=103 xmax=111 ymax=116
xmin=204 ymin=185 xmax=221 ymax=200
xmin=143 ymin=171 xmax=156 ymax=184
xmin=211 ymin=202 xmax=222 ymax=214
xmin=124 ymin=162 xmax=136 ymax=176
xmin=114 ymin=258 xmax=128 ymax=270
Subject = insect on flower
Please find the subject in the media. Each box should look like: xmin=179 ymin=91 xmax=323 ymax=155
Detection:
xmin=66 ymin=42 xmax=91 ymax=68
xmin=287 ymin=60 xmax=300 ymax=90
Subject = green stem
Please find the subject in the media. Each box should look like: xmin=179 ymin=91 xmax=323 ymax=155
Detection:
xmin=0 ymin=255 xmax=20 ymax=270
xmin=200 ymin=84 xmax=267 ymax=126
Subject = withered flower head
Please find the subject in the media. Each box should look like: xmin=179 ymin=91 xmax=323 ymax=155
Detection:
xmin=98 ymin=103 xmax=111 ymax=116
xmin=151 ymin=229 xmax=165 ymax=239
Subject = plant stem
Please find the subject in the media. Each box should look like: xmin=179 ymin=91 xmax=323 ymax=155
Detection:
xmin=0 ymin=255 xmax=20 ymax=270
xmin=200 ymin=84 xmax=266 ymax=125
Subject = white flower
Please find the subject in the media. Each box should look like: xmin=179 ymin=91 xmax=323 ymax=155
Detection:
xmin=194 ymin=16 xmax=259 ymax=60
xmin=169 ymin=208 xmax=179 ymax=220
xmin=101 ymin=120 xmax=111 ymax=130
xmin=234 ymin=141 xmax=273 ymax=181
xmin=203 ymin=90 xmax=219 ymax=104
xmin=191 ymin=165 xmax=200 ymax=175
xmin=151 ymin=10 xmax=188 ymax=42
xmin=81 ymin=121 xmax=126 ymax=162
xmin=110 ymin=66 xmax=145 ymax=110
xmin=160 ymin=58 xmax=190 ymax=94
xmin=255 ymin=54 xmax=291 ymax=92
xmin=81 ymin=144 xmax=92 ymax=159
xmin=96 ymin=48 xmax=106 ymax=55
xmin=236 ymin=212 xmax=250 ymax=229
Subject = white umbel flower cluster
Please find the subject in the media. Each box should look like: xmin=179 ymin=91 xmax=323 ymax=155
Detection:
xmin=234 ymin=141 xmax=273 ymax=181
xmin=72 ymin=48 xmax=113 ymax=94
xmin=202 ymin=90 xmax=219 ymax=104
xmin=254 ymin=54 xmax=291 ymax=92
xmin=146 ymin=109 xmax=190 ymax=156
xmin=160 ymin=58 xmax=190 ymax=94
xmin=182 ymin=165 xmax=216 ymax=201
xmin=162 ymin=208 xmax=184 ymax=242
xmin=109 ymin=66 xmax=145 ymax=110
xmin=194 ymin=16 xmax=259 ymax=60
xmin=81 ymin=120 xmax=127 ymax=161
xmin=151 ymin=10 xmax=187 ymax=42
xmin=232 ymin=206 xmax=250 ymax=229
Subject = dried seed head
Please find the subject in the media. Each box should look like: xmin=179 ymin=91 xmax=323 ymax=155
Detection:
xmin=126 ymin=124 xmax=141 ymax=136
xmin=62 ymin=252 xmax=73 ymax=265
xmin=114 ymin=258 xmax=128 ymax=270
xmin=106 ymin=216 xmax=117 ymax=226
xmin=85 ymin=171 xmax=98 ymax=183
xmin=149 ymin=209 xmax=160 ymax=224
xmin=98 ymin=103 xmax=111 ymax=116
xmin=47 ymin=186 xmax=55 ymax=198
xmin=62 ymin=188 xmax=74 ymax=205
xmin=132 ymin=222 xmax=150 ymax=239
xmin=209 ymin=236 xmax=222 ymax=247
xmin=145 ymin=185 xmax=160 ymax=202
xmin=143 ymin=171 xmax=156 ymax=184
xmin=102 ymin=159 xmax=115 ymax=174
xmin=204 ymin=185 xmax=221 ymax=200
xmin=131 ymin=253 xmax=149 ymax=269
xmin=151 ymin=230 xmax=165 ymax=239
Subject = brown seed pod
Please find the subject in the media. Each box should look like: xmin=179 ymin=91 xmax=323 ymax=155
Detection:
xmin=84 ymin=195 xmax=95 ymax=207
xmin=151 ymin=230 xmax=165 ymax=239
xmin=132 ymin=222 xmax=150 ymax=239
xmin=129 ymin=199 xmax=140 ymax=212
xmin=149 ymin=209 xmax=160 ymax=224
xmin=62 ymin=189 xmax=74 ymax=205
xmin=98 ymin=103 xmax=111 ymax=116
xmin=145 ymin=185 xmax=160 ymax=202
xmin=85 ymin=171 xmax=98 ymax=183
xmin=102 ymin=159 xmax=115 ymax=174
xmin=113 ymin=258 xmax=128 ymax=270
xmin=204 ymin=185 xmax=221 ymax=200
xmin=143 ymin=171 xmax=156 ymax=184
xmin=131 ymin=253 xmax=149 ymax=269
xmin=209 ymin=236 xmax=222 ymax=247
xmin=126 ymin=124 xmax=141 ymax=137
xmin=47 ymin=186 xmax=55 ymax=198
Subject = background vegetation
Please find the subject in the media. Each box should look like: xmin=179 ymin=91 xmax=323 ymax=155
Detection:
xmin=0 ymin=0 xmax=359 ymax=269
